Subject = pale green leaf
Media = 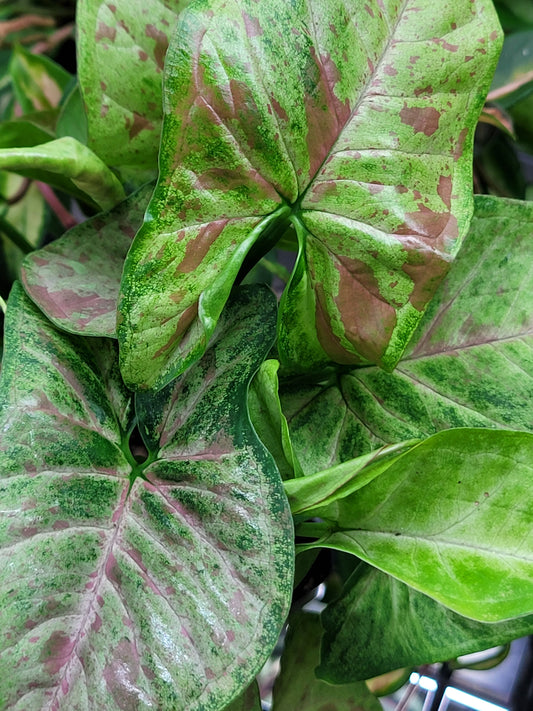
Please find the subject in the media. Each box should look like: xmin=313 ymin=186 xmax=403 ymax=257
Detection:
xmin=9 ymin=43 xmax=71 ymax=114
xmin=0 ymin=137 xmax=125 ymax=209
xmin=248 ymin=359 xmax=304 ymax=481
xmin=300 ymin=429 xmax=533 ymax=623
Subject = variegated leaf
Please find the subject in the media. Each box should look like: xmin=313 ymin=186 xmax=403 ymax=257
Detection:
xmin=118 ymin=0 xmax=501 ymax=390
xmin=0 ymin=283 xmax=293 ymax=711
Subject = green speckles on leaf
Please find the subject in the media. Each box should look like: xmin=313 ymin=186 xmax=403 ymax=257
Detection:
xmin=0 ymin=283 xmax=293 ymax=710
xmin=77 ymin=0 xmax=189 ymax=171
xmin=22 ymin=182 xmax=154 ymax=338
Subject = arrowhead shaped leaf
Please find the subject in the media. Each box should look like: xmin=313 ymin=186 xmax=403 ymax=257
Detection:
xmin=0 ymin=138 xmax=125 ymax=210
xmin=118 ymin=0 xmax=501 ymax=390
xmin=319 ymin=563 xmax=533 ymax=683
xmin=300 ymin=428 xmax=533 ymax=622
xmin=77 ymin=0 xmax=190 ymax=170
xmin=282 ymin=195 xmax=533 ymax=474
xmin=0 ymin=283 xmax=293 ymax=710
xmin=21 ymin=182 xmax=154 ymax=337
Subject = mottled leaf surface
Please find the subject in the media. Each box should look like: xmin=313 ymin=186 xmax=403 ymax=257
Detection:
xmin=0 ymin=138 xmax=125 ymax=210
xmin=77 ymin=0 xmax=189 ymax=169
xmin=272 ymin=612 xmax=382 ymax=711
xmin=282 ymin=195 xmax=533 ymax=474
xmin=0 ymin=284 xmax=293 ymax=710
xmin=21 ymin=183 xmax=154 ymax=337
xmin=9 ymin=44 xmax=71 ymax=113
xmin=301 ymin=429 xmax=533 ymax=622
xmin=319 ymin=563 xmax=533 ymax=682
xmin=119 ymin=0 xmax=501 ymax=390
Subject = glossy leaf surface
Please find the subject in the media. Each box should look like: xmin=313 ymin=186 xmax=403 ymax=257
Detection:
xmin=77 ymin=0 xmax=189 ymax=169
xmin=22 ymin=183 xmax=153 ymax=337
xmin=284 ymin=440 xmax=418 ymax=515
xmin=319 ymin=563 xmax=533 ymax=682
xmin=119 ymin=0 xmax=501 ymax=390
xmin=282 ymin=195 xmax=533 ymax=474
xmin=301 ymin=429 xmax=533 ymax=622
xmin=272 ymin=612 xmax=381 ymax=711
xmin=0 ymin=284 xmax=293 ymax=710
xmin=248 ymin=359 xmax=303 ymax=481
xmin=0 ymin=138 xmax=125 ymax=210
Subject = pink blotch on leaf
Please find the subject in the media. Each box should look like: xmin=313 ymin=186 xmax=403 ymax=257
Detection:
xmin=95 ymin=22 xmax=116 ymax=43
xmin=400 ymin=104 xmax=440 ymax=137
xmin=40 ymin=631 xmax=75 ymax=675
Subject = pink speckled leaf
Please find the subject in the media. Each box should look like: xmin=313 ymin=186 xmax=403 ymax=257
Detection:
xmin=77 ymin=0 xmax=191 ymax=170
xmin=119 ymin=0 xmax=502 ymax=391
xmin=21 ymin=183 xmax=153 ymax=338
xmin=0 ymin=283 xmax=293 ymax=710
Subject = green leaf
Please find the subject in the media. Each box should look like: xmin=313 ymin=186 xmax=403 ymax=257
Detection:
xmin=284 ymin=439 xmax=418 ymax=515
xmin=300 ymin=428 xmax=533 ymax=623
xmin=0 ymin=119 xmax=54 ymax=149
xmin=9 ymin=43 xmax=72 ymax=114
xmin=248 ymin=359 xmax=304 ymax=481
xmin=282 ymin=195 xmax=533 ymax=473
xmin=0 ymin=172 xmax=47 ymax=279
xmin=21 ymin=182 xmax=154 ymax=337
xmin=0 ymin=283 xmax=293 ymax=710
xmin=118 ymin=0 xmax=502 ymax=390
xmin=222 ymin=682 xmax=261 ymax=711
xmin=319 ymin=563 xmax=533 ymax=683
xmin=77 ymin=0 xmax=190 ymax=169
xmin=272 ymin=611 xmax=382 ymax=711
xmin=0 ymin=137 xmax=126 ymax=210
xmin=488 ymin=31 xmax=533 ymax=107
xmin=493 ymin=1 xmax=533 ymax=30
xmin=56 ymin=83 xmax=89 ymax=144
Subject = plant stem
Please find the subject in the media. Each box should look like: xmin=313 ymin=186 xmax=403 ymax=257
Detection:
xmin=0 ymin=215 xmax=34 ymax=254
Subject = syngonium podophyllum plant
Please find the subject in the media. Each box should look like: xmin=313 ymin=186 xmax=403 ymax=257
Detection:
xmin=2 ymin=0 xmax=533 ymax=709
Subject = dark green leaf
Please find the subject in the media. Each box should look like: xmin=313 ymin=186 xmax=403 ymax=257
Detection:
xmin=21 ymin=182 xmax=154 ymax=337
xmin=300 ymin=428 xmax=533 ymax=623
xmin=223 ymin=682 xmax=261 ymax=711
xmin=272 ymin=611 xmax=382 ymax=711
xmin=119 ymin=0 xmax=501 ymax=390
xmin=488 ymin=31 xmax=533 ymax=107
xmin=319 ymin=563 xmax=533 ymax=683
xmin=0 ymin=283 xmax=293 ymax=710
xmin=0 ymin=119 xmax=54 ymax=149
xmin=56 ymin=83 xmax=89 ymax=143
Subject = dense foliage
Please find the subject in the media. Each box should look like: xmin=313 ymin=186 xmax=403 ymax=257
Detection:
xmin=1 ymin=1 xmax=533 ymax=709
